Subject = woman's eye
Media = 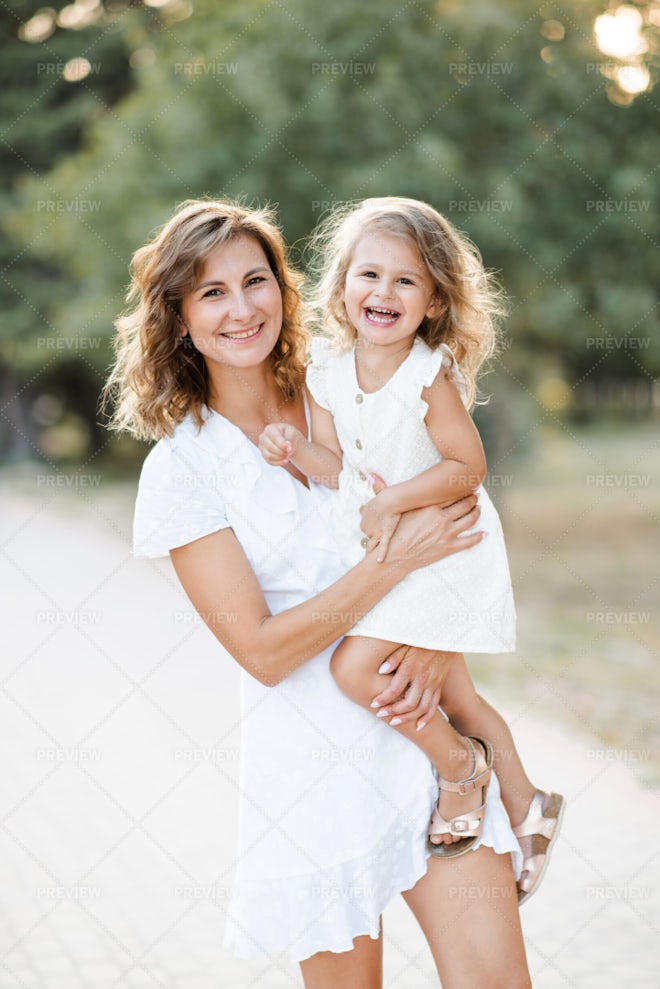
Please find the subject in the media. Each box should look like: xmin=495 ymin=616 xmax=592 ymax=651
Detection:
xmin=247 ymin=275 xmax=266 ymax=286
xmin=202 ymin=288 xmax=223 ymax=298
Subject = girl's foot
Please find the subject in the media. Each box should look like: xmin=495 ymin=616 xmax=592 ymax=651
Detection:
xmin=514 ymin=790 xmax=565 ymax=905
xmin=427 ymin=737 xmax=493 ymax=859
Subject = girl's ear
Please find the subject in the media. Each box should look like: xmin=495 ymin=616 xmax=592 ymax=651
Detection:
xmin=425 ymin=293 xmax=441 ymax=318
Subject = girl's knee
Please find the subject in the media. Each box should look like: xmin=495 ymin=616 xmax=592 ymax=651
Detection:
xmin=443 ymin=684 xmax=483 ymax=726
xmin=329 ymin=642 xmax=361 ymax=699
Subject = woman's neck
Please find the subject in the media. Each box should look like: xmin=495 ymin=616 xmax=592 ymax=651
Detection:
xmin=206 ymin=359 xmax=296 ymax=443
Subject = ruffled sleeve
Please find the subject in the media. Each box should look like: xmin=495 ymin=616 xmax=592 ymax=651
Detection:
xmin=133 ymin=433 xmax=230 ymax=558
xmin=418 ymin=341 xmax=469 ymax=406
xmin=305 ymin=336 xmax=335 ymax=412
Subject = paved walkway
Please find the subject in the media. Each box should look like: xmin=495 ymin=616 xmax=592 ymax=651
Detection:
xmin=1 ymin=479 xmax=658 ymax=987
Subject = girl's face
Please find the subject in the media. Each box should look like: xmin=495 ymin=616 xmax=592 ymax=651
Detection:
xmin=343 ymin=232 xmax=437 ymax=351
xmin=179 ymin=234 xmax=283 ymax=371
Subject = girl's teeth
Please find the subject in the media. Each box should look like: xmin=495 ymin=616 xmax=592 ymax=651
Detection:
xmin=367 ymin=308 xmax=398 ymax=324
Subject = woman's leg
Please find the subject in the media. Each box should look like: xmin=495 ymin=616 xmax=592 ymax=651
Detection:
xmin=299 ymin=930 xmax=382 ymax=989
xmin=402 ymin=847 xmax=531 ymax=989
xmin=439 ymin=656 xmax=536 ymax=827
xmin=330 ymin=636 xmax=483 ymax=844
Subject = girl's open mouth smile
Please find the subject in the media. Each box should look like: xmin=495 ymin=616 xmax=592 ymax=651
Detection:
xmin=364 ymin=307 xmax=400 ymax=326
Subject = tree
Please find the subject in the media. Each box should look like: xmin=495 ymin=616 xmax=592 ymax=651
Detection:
xmin=5 ymin=0 xmax=659 ymax=462
xmin=0 ymin=0 xmax=156 ymax=458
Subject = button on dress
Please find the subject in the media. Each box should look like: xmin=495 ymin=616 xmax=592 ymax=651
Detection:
xmin=306 ymin=337 xmax=516 ymax=653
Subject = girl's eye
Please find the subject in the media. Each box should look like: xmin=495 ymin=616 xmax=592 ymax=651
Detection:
xmin=398 ymin=277 xmax=413 ymax=285
xmin=360 ymin=270 xmax=377 ymax=278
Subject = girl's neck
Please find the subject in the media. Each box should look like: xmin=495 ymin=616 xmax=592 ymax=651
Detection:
xmin=354 ymin=335 xmax=417 ymax=394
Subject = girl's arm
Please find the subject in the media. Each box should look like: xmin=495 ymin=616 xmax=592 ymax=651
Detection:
xmin=362 ymin=368 xmax=486 ymax=557
xmin=169 ymin=494 xmax=483 ymax=687
xmin=258 ymin=390 xmax=343 ymax=488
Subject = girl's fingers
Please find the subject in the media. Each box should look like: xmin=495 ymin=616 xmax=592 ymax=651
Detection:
xmin=376 ymin=528 xmax=393 ymax=563
xmin=367 ymin=471 xmax=387 ymax=494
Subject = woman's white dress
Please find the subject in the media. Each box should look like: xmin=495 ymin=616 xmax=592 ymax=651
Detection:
xmin=306 ymin=336 xmax=516 ymax=653
xmin=133 ymin=405 xmax=521 ymax=963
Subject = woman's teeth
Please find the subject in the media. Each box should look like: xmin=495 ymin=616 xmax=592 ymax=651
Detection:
xmin=223 ymin=325 xmax=262 ymax=340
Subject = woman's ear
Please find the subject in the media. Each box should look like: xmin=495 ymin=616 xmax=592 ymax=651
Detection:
xmin=177 ymin=313 xmax=190 ymax=337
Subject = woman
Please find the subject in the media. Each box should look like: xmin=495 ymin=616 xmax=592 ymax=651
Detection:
xmin=105 ymin=199 xmax=531 ymax=988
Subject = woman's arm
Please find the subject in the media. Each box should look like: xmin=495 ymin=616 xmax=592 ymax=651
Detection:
xmin=361 ymin=369 xmax=486 ymax=557
xmin=258 ymin=392 xmax=343 ymax=488
xmin=170 ymin=494 xmax=482 ymax=687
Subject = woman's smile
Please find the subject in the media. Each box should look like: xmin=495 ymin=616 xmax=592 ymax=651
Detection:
xmin=180 ymin=234 xmax=283 ymax=366
xmin=221 ymin=323 xmax=265 ymax=341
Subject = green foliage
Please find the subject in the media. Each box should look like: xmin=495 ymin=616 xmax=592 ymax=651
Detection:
xmin=2 ymin=0 xmax=659 ymax=460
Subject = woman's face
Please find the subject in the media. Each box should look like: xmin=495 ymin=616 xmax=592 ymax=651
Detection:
xmin=179 ymin=234 xmax=283 ymax=371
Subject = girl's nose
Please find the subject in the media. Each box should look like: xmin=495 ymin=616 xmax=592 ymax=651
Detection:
xmin=375 ymin=280 xmax=395 ymax=300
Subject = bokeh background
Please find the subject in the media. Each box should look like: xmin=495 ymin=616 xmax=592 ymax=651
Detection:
xmin=1 ymin=1 xmax=659 ymax=986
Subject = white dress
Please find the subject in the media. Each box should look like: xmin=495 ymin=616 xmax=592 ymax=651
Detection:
xmin=306 ymin=336 xmax=516 ymax=653
xmin=133 ymin=406 xmax=522 ymax=963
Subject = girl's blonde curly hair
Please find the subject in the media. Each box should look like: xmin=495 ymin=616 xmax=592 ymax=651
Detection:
xmin=104 ymin=199 xmax=309 ymax=441
xmin=307 ymin=196 xmax=506 ymax=407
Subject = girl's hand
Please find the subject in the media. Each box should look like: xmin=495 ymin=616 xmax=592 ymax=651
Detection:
xmin=370 ymin=645 xmax=457 ymax=731
xmin=258 ymin=423 xmax=303 ymax=466
xmin=360 ymin=491 xmax=402 ymax=563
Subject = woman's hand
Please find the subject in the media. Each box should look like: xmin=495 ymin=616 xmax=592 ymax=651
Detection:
xmin=380 ymin=493 xmax=482 ymax=575
xmin=370 ymin=645 xmax=457 ymax=731
xmin=258 ymin=423 xmax=304 ymax=466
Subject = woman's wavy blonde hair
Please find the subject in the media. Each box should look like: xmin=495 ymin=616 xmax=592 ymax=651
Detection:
xmin=307 ymin=196 xmax=506 ymax=407
xmin=104 ymin=199 xmax=309 ymax=441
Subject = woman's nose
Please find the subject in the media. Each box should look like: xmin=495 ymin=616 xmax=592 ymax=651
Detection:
xmin=229 ymin=290 xmax=255 ymax=320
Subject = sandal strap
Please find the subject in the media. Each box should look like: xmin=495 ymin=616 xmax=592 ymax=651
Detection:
xmin=437 ymin=737 xmax=492 ymax=794
xmin=518 ymin=854 xmax=546 ymax=895
xmin=513 ymin=791 xmax=563 ymax=841
xmin=429 ymin=801 xmax=486 ymax=838
xmin=437 ymin=765 xmax=491 ymax=794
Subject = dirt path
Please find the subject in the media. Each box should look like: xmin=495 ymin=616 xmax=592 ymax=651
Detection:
xmin=1 ymin=477 xmax=658 ymax=987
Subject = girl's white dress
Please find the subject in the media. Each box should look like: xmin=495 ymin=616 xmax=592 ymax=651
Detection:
xmin=133 ymin=405 xmax=521 ymax=963
xmin=306 ymin=336 xmax=516 ymax=653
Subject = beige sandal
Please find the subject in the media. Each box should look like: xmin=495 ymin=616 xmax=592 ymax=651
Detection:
xmin=427 ymin=736 xmax=493 ymax=860
xmin=514 ymin=790 xmax=565 ymax=905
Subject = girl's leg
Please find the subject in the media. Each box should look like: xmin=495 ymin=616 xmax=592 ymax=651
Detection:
xmin=299 ymin=930 xmax=382 ymax=989
xmin=402 ymin=846 xmax=531 ymax=989
xmin=439 ymin=656 xmax=535 ymax=827
xmin=330 ymin=636 xmax=483 ymax=844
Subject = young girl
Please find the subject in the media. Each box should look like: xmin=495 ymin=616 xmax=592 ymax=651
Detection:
xmin=259 ymin=196 xmax=564 ymax=903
